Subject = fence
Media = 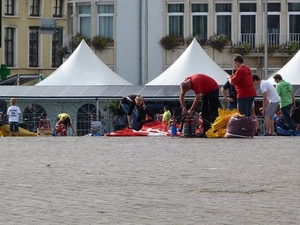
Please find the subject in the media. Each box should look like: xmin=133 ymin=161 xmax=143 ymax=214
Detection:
xmin=232 ymin=33 xmax=300 ymax=50
xmin=0 ymin=113 xmax=112 ymax=136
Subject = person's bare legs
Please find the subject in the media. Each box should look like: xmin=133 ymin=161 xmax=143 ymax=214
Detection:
xmin=264 ymin=116 xmax=273 ymax=135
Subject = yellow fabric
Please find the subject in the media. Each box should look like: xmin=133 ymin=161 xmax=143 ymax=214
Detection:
xmin=205 ymin=108 xmax=240 ymax=138
xmin=58 ymin=113 xmax=70 ymax=122
xmin=0 ymin=124 xmax=37 ymax=136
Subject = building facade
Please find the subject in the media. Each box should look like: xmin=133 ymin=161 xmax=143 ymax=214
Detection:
xmin=1 ymin=0 xmax=300 ymax=85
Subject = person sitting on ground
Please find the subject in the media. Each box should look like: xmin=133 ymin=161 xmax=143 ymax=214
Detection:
xmin=56 ymin=113 xmax=76 ymax=136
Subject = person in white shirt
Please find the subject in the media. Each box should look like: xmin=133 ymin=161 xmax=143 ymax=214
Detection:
xmin=7 ymin=98 xmax=21 ymax=136
xmin=253 ymin=75 xmax=280 ymax=136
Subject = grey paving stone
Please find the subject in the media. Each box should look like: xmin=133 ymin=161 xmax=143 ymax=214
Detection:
xmin=0 ymin=136 xmax=299 ymax=225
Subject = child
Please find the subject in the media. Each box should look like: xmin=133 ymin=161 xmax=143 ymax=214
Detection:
xmin=7 ymin=98 xmax=21 ymax=136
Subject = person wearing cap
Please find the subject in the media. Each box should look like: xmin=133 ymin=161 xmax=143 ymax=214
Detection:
xmin=180 ymin=73 xmax=220 ymax=135
xmin=120 ymin=94 xmax=146 ymax=130
xmin=228 ymin=54 xmax=256 ymax=116
xmin=56 ymin=113 xmax=76 ymax=136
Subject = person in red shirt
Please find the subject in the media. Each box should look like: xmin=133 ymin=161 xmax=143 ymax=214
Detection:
xmin=180 ymin=74 xmax=220 ymax=135
xmin=228 ymin=54 xmax=256 ymax=116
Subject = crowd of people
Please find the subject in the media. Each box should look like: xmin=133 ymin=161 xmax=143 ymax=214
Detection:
xmin=4 ymin=53 xmax=298 ymax=137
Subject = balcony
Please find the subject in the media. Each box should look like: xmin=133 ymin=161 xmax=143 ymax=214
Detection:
xmin=231 ymin=33 xmax=300 ymax=57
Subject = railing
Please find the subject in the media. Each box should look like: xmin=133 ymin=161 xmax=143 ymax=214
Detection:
xmin=1 ymin=114 xmax=112 ymax=136
xmin=232 ymin=33 xmax=300 ymax=50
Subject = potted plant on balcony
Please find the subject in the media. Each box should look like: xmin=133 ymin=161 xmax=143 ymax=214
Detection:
xmin=208 ymin=34 xmax=230 ymax=52
xmin=159 ymin=35 xmax=181 ymax=50
xmin=91 ymin=35 xmax=108 ymax=50
xmin=230 ymin=43 xmax=251 ymax=56
xmin=186 ymin=34 xmax=207 ymax=46
xmin=56 ymin=46 xmax=69 ymax=57
xmin=256 ymin=44 xmax=279 ymax=56
xmin=69 ymin=33 xmax=91 ymax=51
xmin=279 ymin=42 xmax=299 ymax=55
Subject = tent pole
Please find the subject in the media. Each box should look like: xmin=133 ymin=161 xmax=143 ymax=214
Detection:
xmin=263 ymin=0 xmax=268 ymax=80
xmin=96 ymin=98 xmax=99 ymax=121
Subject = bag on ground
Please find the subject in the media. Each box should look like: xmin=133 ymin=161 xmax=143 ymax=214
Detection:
xmin=225 ymin=115 xmax=256 ymax=138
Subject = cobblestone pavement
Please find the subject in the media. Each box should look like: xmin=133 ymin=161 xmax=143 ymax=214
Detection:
xmin=0 ymin=136 xmax=299 ymax=225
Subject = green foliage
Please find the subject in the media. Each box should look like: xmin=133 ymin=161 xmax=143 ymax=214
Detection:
xmin=69 ymin=33 xmax=91 ymax=50
xmin=257 ymin=44 xmax=279 ymax=54
xmin=56 ymin=46 xmax=68 ymax=56
xmin=208 ymin=34 xmax=230 ymax=52
xmin=186 ymin=34 xmax=207 ymax=46
xmin=159 ymin=35 xmax=180 ymax=50
xmin=91 ymin=36 xmax=112 ymax=50
xmin=230 ymin=43 xmax=251 ymax=56
xmin=103 ymin=101 xmax=121 ymax=115
xmin=279 ymin=42 xmax=299 ymax=55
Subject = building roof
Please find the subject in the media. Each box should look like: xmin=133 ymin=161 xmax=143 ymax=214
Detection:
xmin=35 ymin=40 xmax=132 ymax=86
xmin=146 ymin=38 xmax=228 ymax=85
xmin=0 ymin=84 xmax=291 ymax=101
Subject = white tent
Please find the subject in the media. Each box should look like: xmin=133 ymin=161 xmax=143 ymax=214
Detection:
xmin=146 ymin=38 xmax=228 ymax=85
xmin=267 ymin=50 xmax=300 ymax=85
xmin=36 ymin=40 xmax=132 ymax=86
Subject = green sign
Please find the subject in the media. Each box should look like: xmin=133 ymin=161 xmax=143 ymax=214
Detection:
xmin=0 ymin=64 xmax=11 ymax=80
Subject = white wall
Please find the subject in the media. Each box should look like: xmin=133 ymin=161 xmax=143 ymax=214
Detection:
xmin=116 ymin=0 xmax=164 ymax=85
xmin=116 ymin=0 xmax=141 ymax=84
xmin=145 ymin=0 xmax=164 ymax=83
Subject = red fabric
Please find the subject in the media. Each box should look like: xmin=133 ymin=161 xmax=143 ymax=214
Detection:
xmin=106 ymin=120 xmax=182 ymax=137
xmin=185 ymin=74 xmax=219 ymax=95
xmin=230 ymin=65 xmax=256 ymax=98
xmin=106 ymin=127 xmax=149 ymax=136
xmin=55 ymin=124 xmax=67 ymax=136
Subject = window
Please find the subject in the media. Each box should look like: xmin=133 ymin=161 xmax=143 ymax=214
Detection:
xmin=77 ymin=104 xmax=101 ymax=136
xmin=53 ymin=0 xmax=64 ymax=17
xmin=288 ymin=2 xmax=300 ymax=43
xmin=4 ymin=27 xmax=15 ymax=67
xmin=267 ymin=3 xmax=280 ymax=45
xmin=52 ymin=28 xmax=63 ymax=68
xmin=29 ymin=29 xmax=39 ymax=67
xmin=98 ymin=4 xmax=114 ymax=39
xmin=4 ymin=0 xmax=16 ymax=15
xmin=167 ymin=3 xmax=184 ymax=37
xmin=78 ymin=5 xmax=91 ymax=38
xmin=215 ymin=3 xmax=232 ymax=40
xmin=239 ymin=3 xmax=256 ymax=47
xmin=30 ymin=0 xmax=41 ymax=17
xmin=191 ymin=3 xmax=208 ymax=39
